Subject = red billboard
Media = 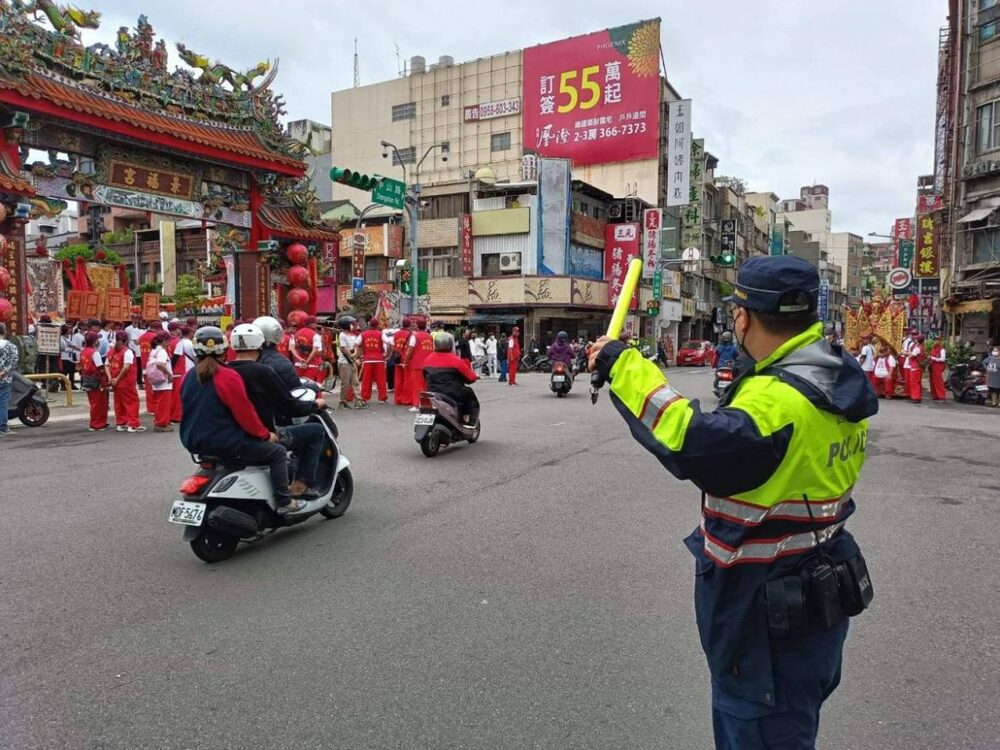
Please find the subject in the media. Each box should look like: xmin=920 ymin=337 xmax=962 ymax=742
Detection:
xmin=523 ymin=20 xmax=661 ymax=166
xmin=605 ymin=222 xmax=640 ymax=310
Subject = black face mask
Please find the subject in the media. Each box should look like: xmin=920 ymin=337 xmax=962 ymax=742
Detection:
xmin=735 ymin=309 xmax=752 ymax=358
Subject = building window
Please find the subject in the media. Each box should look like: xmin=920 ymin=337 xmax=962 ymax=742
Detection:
xmin=490 ymin=132 xmax=511 ymax=152
xmin=419 ymin=247 xmax=460 ymax=278
xmin=981 ymin=20 xmax=998 ymax=42
xmin=440 ymin=141 xmax=450 ymax=155
xmin=973 ymin=227 xmax=1000 ymax=263
xmin=977 ymin=101 xmax=1000 ymax=152
xmin=982 ymin=0 xmax=999 ymax=10
xmin=441 ymin=94 xmax=450 ymax=106
xmin=363 ymin=256 xmax=387 ymax=284
xmin=339 ymin=258 xmax=352 ymax=283
xmin=392 ymin=146 xmax=416 ymax=166
xmin=391 ymin=102 xmax=416 ymax=121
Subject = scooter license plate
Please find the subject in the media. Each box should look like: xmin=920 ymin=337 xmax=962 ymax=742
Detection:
xmin=414 ymin=413 xmax=436 ymax=426
xmin=976 ymin=384 xmax=989 ymax=392
xmin=169 ymin=500 xmax=206 ymax=526
xmin=552 ymin=375 xmax=566 ymax=383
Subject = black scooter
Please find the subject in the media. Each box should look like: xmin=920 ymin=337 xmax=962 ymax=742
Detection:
xmin=7 ymin=371 xmax=50 ymax=427
xmin=949 ymin=357 xmax=987 ymax=404
xmin=414 ymin=390 xmax=480 ymax=457
xmin=550 ymin=361 xmax=573 ymax=397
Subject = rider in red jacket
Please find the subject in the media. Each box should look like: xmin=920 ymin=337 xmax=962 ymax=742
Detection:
xmin=423 ymin=332 xmax=479 ymax=424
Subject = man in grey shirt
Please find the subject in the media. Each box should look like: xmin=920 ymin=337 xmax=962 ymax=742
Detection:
xmin=982 ymin=346 xmax=1000 ymax=407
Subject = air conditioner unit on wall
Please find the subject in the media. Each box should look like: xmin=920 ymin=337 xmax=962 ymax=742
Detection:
xmin=499 ymin=252 xmax=521 ymax=271
xmin=608 ymin=201 xmax=625 ymax=220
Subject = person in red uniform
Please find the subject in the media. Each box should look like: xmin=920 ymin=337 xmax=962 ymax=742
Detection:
xmin=904 ymin=333 xmax=926 ymax=403
xmin=928 ymin=338 xmax=947 ymax=401
xmin=138 ymin=321 xmax=159 ymax=414
xmin=393 ymin=317 xmax=413 ymax=406
xmin=79 ymin=331 xmax=109 ymax=431
xmin=106 ymin=330 xmax=143 ymax=432
xmin=423 ymin=332 xmax=480 ymax=424
xmin=171 ymin=325 xmax=197 ymax=422
xmin=359 ymin=317 xmax=389 ymax=404
xmin=277 ymin=323 xmax=293 ymax=360
xmin=507 ymin=326 xmax=522 ymax=386
xmin=405 ymin=317 xmax=434 ymax=411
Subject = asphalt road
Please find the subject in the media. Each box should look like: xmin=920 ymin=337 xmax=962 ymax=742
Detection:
xmin=2 ymin=366 xmax=998 ymax=749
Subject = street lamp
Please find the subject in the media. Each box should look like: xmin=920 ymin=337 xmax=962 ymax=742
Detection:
xmin=378 ymin=140 xmax=448 ymax=314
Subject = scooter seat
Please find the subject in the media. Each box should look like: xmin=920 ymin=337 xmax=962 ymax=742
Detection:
xmin=435 ymin=393 xmax=460 ymax=409
xmin=197 ymin=455 xmax=247 ymax=470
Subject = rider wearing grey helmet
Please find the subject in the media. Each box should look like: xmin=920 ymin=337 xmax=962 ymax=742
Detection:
xmin=253 ymin=316 xmax=300 ymax=393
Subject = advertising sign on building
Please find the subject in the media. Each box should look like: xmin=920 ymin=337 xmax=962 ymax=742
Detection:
xmin=818 ymin=278 xmax=830 ymax=321
xmin=681 ymin=139 xmax=705 ymax=251
xmin=322 ymin=241 xmax=338 ymax=284
xmin=666 ymin=99 xmax=692 ymax=207
xmin=661 ymin=270 xmax=682 ymax=300
xmin=770 ymin=222 xmax=785 ymax=256
xmin=522 ymin=20 xmax=662 ymax=166
xmin=642 ymin=208 xmax=662 ymax=279
xmin=604 ymin=222 xmax=640 ymax=310
xmin=914 ymin=214 xmax=940 ymax=278
xmin=464 ymin=98 xmax=521 ymax=121
xmin=897 ymin=239 xmax=915 ymax=271
xmin=917 ymin=194 xmax=943 ymax=214
xmin=460 ymin=213 xmax=473 ymax=276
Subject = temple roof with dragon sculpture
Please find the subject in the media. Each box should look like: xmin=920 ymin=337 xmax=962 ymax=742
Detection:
xmin=0 ymin=0 xmax=341 ymax=240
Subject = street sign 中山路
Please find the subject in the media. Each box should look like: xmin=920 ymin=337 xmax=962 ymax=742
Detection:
xmin=372 ymin=178 xmax=406 ymax=210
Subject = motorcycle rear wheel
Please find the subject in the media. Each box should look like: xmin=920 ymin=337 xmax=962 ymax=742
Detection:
xmin=320 ymin=468 xmax=354 ymax=519
xmin=189 ymin=529 xmax=239 ymax=563
xmin=420 ymin=431 xmax=441 ymax=457
xmin=467 ymin=421 xmax=481 ymax=444
xmin=18 ymin=400 xmax=49 ymax=427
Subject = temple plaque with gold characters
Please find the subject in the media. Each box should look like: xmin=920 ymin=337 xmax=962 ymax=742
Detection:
xmin=844 ymin=291 xmax=907 ymax=355
xmin=108 ymin=160 xmax=195 ymax=200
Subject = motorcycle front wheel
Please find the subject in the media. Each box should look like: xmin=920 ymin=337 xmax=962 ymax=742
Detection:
xmin=189 ymin=529 xmax=239 ymax=563
xmin=18 ymin=400 xmax=49 ymax=427
xmin=320 ymin=468 xmax=354 ymax=519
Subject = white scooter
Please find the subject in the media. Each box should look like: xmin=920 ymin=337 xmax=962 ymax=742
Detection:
xmin=169 ymin=388 xmax=353 ymax=563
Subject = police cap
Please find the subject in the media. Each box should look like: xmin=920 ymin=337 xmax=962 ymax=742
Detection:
xmin=728 ymin=255 xmax=819 ymax=314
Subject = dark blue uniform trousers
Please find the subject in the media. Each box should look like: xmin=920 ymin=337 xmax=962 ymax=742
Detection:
xmin=711 ymin=618 xmax=849 ymax=749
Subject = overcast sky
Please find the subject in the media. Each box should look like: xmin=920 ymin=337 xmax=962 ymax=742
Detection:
xmin=85 ymin=0 xmax=945 ymax=236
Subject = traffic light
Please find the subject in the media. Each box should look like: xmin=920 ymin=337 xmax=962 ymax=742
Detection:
xmin=330 ymin=166 xmax=382 ymax=192
xmin=709 ymin=253 xmax=735 ymax=267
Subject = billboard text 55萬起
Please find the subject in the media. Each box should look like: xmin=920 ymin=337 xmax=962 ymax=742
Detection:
xmin=522 ymin=20 xmax=662 ymax=166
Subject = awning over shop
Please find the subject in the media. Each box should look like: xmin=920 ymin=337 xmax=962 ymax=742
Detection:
xmin=467 ymin=313 xmax=523 ymax=324
xmin=958 ymin=207 xmax=994 ymax=223
xmin=942 ymin=299 xmax=996 ymax=314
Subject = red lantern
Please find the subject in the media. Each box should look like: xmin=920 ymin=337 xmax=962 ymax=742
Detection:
xmin=95 ymin=249 xmax=107 ymax=262
xmin=0 ymin=298 xmax=13 ymax=322
xmin=0 ymin=267 xmax=10 ymax=289
xmin=286 ymin=243 xmax=309 ymax=265
xmin=287 ymin=310 xmax=308 ymax=327
xmin=287 ymin=264 xmax=310 ymax=288
xmin=286 ymin=287 xmax=310 ymax=310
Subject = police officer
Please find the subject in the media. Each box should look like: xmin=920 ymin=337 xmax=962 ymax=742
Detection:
xmin=589 ymin=255 xmax=877 ymax=749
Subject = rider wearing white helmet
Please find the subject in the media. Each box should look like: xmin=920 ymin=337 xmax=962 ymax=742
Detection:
xmin=253 ymin=316 xmax=301 ymax=392
xmin=228 ymin=323 xmax=327 ymax=501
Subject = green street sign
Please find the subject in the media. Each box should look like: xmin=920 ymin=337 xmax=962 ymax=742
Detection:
xmin=372 ymin=177 xmax=407 ymax=210
xmin=652 ymin=270 xmax=662 ymax=300
xmin=898 ymin=239 xmax=915 ymax=270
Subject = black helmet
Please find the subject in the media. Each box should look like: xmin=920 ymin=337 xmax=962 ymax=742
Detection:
xmin=193 ymin=326 xmax=228 ymax=357
xmin=336 ymin=316 xmax=356 ymax=331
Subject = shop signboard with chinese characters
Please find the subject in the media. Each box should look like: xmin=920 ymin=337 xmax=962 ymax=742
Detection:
xmin=666 ymin=99 xmax=691 ymax=207
xmin=681 ymin=139 xmax=705 ymax=251
xmin=661 ymin=270 xmax=682 ymax=300
xmin=604 ymin=223 xmax=640 ymax=310
xmin=897 ymin=239 xmax=915 ymax=271
xmin=642 ymin=208 xmax=662 ymax=278
xmin=818 ymin=278 xmax=830 ymax=321
xmin=337 ymin=225 xmax=404 ymax=258
xmin=893 ymin=217 xmax=913 ymax=267
xmin=918 ymin=194 xmax=943 ymax=213
xmin=770 ymin=221 xmax=785 ymax=256
xmin=522 ymin=20 xmax=662 ymax=165
xmin=914 ymin=214 xmax=940 ymax=278
xmin=460 ymin=214 xmax=473 ymax=276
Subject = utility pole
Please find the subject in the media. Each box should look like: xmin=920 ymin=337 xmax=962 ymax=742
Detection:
xmin=379 ymin=140 xmax=446 ymax=314
xmin=353 ymin=39 xmax=360 ymax=88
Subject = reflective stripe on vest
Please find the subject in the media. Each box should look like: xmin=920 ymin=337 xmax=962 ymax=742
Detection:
xmin=639 ymin=384 xmax=683 ymax=432
xmin=702 ymin=520 xmax=846 ymax=567
xmin=704 ymin=488 xmax=853 ymax=527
